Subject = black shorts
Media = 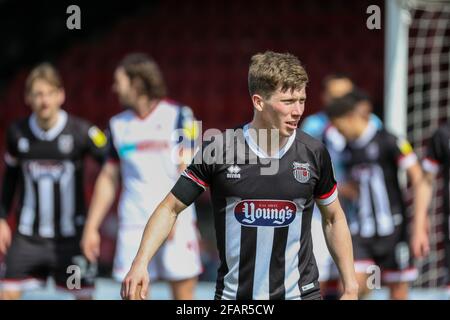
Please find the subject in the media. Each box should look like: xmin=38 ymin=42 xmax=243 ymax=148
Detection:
xmin=0 ymin=233 xmax=96 ymax=295
xmin=353 ymin=227 xmax=418 ymax=284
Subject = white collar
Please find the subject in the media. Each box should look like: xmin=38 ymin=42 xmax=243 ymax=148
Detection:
xmin=243 ymin=123 xmax=296 ymax=159
xmin=350 ymin=121 xmax=377 ymax=148
xmin=29 ymin=110 xmax=68 ymax=141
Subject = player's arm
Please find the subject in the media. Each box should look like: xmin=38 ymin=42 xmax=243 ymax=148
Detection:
xmin=317 ymin=198 xmax=358 ymax=300
xmin=175 ymin=106 xmax=200 ymax=173
xmin=84 ymin=124 xmax=108 ymax=164
xmin=411 ymin=129 xmax=444 ymax=258
xmin=408 ymin=162 xmax=431 ymax=258
xmin=395 ymin=136 xmax=432 ymax=259
xmin=81 ymin=124 xmax=120 ymax=262
xmin=81 ymin=161 xmax=120 ymax=262
xmin=314 ymin=143 xmax=357 ymax=299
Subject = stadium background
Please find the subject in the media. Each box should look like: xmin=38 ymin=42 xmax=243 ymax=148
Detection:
xmin=0 ymin=0 xmax=447 ymax=299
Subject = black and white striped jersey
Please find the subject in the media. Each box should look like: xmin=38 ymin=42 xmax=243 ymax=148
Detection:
xmin=423 ymin=124 xmax=450 ymax=235
xmin=0 ymin=111 xmax=107 ymax=239
xmin=342 ymin=122 xmax=418 ymax=238
xmin=171 ymin=125 xmax=337 ymax=300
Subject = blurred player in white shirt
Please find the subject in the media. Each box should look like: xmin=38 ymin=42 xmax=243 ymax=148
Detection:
xmin=81 ymin=53 xmax=202 ymax=299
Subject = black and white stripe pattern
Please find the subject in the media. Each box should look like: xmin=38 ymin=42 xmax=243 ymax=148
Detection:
xmin=19 ymin=161 xmax=76 ymax=238
xmin=216 ymin=197 xmax=312 ymax=300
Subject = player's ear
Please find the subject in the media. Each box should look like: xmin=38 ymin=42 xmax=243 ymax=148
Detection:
xmin=252 ymin=94 xmax=264 ymax=112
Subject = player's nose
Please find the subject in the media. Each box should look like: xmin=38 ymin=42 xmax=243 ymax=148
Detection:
xmin=291 ymin=101 xmax=304 ymax=117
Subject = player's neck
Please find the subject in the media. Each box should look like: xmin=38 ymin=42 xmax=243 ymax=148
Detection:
xmin=248 ymin=119 xmax=289 ymax=157
xmin=36 ymin=112 xmax=60 ymax=131
xmin=353 ymin=120 xmax=370 ymax=140
xmin=133 ymin=98 xmax=159 ymax=119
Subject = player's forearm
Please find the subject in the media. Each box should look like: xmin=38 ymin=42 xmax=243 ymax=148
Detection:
xmin=322 ymin=211 xmax=358 ymax=294
xmin=132 ymin=200 xmax=179 ymax=266
xmin=412 ymin=177 xmax=432 ymax=231
xmin=410 ymin=170 xmax=433 ymax=232
xmin=85 ymin=169 xmax=118 ymax=231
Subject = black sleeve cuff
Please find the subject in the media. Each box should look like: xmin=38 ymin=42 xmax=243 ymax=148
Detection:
xmin=171 ymin=175 xmax=205 ymax=206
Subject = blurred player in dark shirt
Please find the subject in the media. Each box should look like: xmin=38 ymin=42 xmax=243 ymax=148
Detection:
xmin=326 ymin=94 xmax=429 ymax=299
xmin=0 ymin=63 xmax=107 ymax=299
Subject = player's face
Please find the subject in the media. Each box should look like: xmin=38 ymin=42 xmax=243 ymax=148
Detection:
xmin=330 ymin=113 xmax=360 ymax=140
xmin=26 ymin=79 xmax=64 ymax=121
xmin=113 ymin=67 xmax=136 ymax=107
xmin=322 ymin=78 xmax=353 ymax=106
xmin=263 ymin=87 xmax=306 ymax=137
xmin=355 ymin=100 xmax=372 ymax=120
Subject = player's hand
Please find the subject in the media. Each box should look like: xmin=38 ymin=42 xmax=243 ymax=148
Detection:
xmin=411 ymin=228 xmax=430 ymax=259
xmin=0 ymin=218 xmax=12 ymax=255
xmin=121 ymin=261 xmax=149 ymax=300
xmin=340 ymin=292 xmax=358 ymax=300
xmin=340 ymin=283 xmax=359 ymax=300
xmin=81 ymin=227 xmax=101 ymax=263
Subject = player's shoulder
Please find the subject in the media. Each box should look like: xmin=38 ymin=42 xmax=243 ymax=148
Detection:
xmin=377 ymin=129 xmax=415 ymax=155
xmin=433 ymin=124 xmax=450 ymax=140
xmin=7 ymin=116 xmax=30 ymax=133
xmin=198 ymin=124 xmax=244 ymax=156
xmin=160 ymin=98 xmax=194 ymax=119
xmin=295 ymin=128 xmax=327 ymax=153
xmin=6 ymin=116 xmax=33 ymax=141
xmin=66 ymin=113 xmax=104 ymax=141
xmin=376 ymin=128 xmax=405 ymax=144
xmin=66 ymin=113 xmax=93 ymax=130
xmin=110 ymin=109 xmax=135 ymax=124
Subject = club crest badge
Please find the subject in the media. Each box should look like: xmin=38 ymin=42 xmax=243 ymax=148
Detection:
xmin=293 ymin=162 xmax=310 ymax=183
xmin=18 ymin=138 xmax=30 ymax=153
xmin=58 ymin=135 xmax=74 ymax=154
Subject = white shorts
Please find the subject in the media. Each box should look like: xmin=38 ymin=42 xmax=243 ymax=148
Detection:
xmin=311 ymin=207 xmax=339 ymax=282
xmin=112 ymin=207 xmax=203 ymax=282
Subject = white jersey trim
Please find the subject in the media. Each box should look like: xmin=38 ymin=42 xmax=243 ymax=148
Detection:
xmin=29 ymin=110 xmax=68 ymax=141
xmin=315 ymin=185 xmax=338 ymax=206
xmin=243 ymin=124 xmax=296 ymax=159
xmin=422 ymin=158 xmax=440 ymax=175
xmin=398 ymin=153 xmax=418 ymax=170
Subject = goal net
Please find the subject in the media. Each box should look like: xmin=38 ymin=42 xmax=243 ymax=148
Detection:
xmin=386 ymin=0 xmax=449 ymax=287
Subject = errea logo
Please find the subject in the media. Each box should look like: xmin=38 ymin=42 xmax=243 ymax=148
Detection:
xmin=227 ymin=165 xmax=241 ymax=179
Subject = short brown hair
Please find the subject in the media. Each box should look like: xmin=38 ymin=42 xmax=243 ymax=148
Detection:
xmin=119 ymin=53 xmax=167 ymax=99
xmin=25 ymin=63 xmax=63 ymax=95
xmin=248 ymin=51 xmax=308 ymax=99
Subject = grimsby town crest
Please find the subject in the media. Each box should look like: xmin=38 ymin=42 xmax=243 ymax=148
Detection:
xmin=293 ymin=162 xmax=310 ymax=183
xmin=58 ymin=134 xmax=74 ymax=154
